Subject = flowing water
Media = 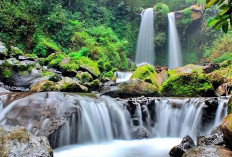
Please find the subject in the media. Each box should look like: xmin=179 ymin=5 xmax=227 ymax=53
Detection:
xmin=168 ymin=12 xmax=183 ymax=69
xmin=0 ymin=92 xmax=229 ymax=157
xmin=115 ymin=72 xmax=133 ymax=83
xmin=135 ymin=8 xmax=155 ymax=66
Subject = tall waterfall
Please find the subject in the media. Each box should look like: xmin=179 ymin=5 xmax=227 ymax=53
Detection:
xmin=168 ymin=12 xmax=183 ymax=69
xmin=135 ymin=8 xmax=155 ymax=66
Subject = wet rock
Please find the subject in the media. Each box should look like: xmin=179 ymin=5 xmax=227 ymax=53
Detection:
xmin=0 ymin=87 xmax=10 ymax=92
xmin=30 ymin=80 xmax=58 ymax=92
xmin=216 ymin=83 xmax=232 ymax=96
xmin=202 ymin=98 xmax=221 ymax=125
xmin=169 ymin=135 xmax=196 ymax=157
xmin=102 ymin=79 xmax=160 ymax=98
xmin=0 ymin=125 xmax=53 ymax=157
xmin=197 ymin=126 xmax=224 ymax=146
xmin=183 ymin=146 xmax=232 ymax=157
xmin=131 ymin=127 xmax=149 ymax=139
xmin=1 ymin=92 xmax=79 ymax=137
xmin=0 ymin=41 xmax=8 ymax=59
xmin=18 ymin=55 xmax=35 ymax=61
xmin=221 ymin=114 xmax=232 ymax=149
xmin=58 ymin=77 xmax=88 ymax=92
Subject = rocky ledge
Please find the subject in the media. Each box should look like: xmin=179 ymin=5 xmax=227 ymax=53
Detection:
xmin=0 ymin=125 xmax=53 ymax=157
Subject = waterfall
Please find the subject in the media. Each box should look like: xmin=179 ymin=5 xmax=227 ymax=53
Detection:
xmin=168 ymin=12 xmax=183 ymax=69
xmin=115 ymin=72 xmax=133 ymax=83
xmin=0 ymin=92 xmax=229 ymax=149
xmin=135 ymin=8 xmax=155 ymax=66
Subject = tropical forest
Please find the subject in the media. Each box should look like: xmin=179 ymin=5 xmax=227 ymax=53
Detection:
xmin=0 ymin=0 xmax=232 ymax=156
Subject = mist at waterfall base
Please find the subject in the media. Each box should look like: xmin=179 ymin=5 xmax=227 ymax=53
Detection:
xmin=168 ymin=12 xmax=183 ymax=69
xmin=135 ymin=8 xmax=155 ymax=66
xmin=0 ymin=92 xmax=227 ymax=157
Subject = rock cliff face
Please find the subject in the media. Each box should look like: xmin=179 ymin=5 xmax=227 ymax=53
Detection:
xmin=175 ymin=5 xmax=204 ymax=21
xmin=0 ymin=125 xmax=53 ymax=157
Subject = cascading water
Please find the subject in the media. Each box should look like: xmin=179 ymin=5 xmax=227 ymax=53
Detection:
xmin=168 ymin=12 xmax=183 ymax=69
xmin=0 ymin=92 xmax=229 ymax=157
xmin=135 ymin=8 xmax=155 ymax=66
xmin=115 ymin=72 xmax=133 ymax=83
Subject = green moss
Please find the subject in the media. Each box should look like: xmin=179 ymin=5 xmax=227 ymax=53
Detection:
xmin=1 ymin=68 xmax=13 ymax=79
xmin=130 ymin=65 xmax=159 ymax=87
xmin=25 ymin=53 xmax=38 ymax=59
xmin=60 ymin=82 xmax=88 ymax=92
xmin=6 ymin=127 xmax=29 ymax=143
xmin=76 ymin=72 xmax=93 ymax=83
xmin=161 ymin=73 xmax=214 ymax=97
xmin=9 ymin=46 xmax=24 ymax=57
xmin=40 ymin=81 xmax=58 ymax=91
xmin=49 ymin=74 xmax=62 ymax=82
xmin=78 ymin=57 xmax=100 ymax=77
xmin=102 ymin=71 xmax=116 ymax=81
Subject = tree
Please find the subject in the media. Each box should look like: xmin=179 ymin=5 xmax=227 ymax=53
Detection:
xmin=206 ymin=0 xmax=232 ymax=33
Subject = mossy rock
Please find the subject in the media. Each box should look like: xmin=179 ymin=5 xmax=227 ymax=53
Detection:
xmin=58 ymin=77 xmax=88 ymax=92
xmin=102 ymin=71 xmax=116 ymax=81
xmin=86 ymin=79 xmax=101 ymax=91
xmin=130 ymin=65 xmax=159 ymax=88
xmin=30 ymin=80 xmax=58 ymax=92
xmin=103 ymin=79 xmax=161 ymax=98
xmin=9 ymin=46 xmax=24 ymax=57
xmin=49 ymin=74 xmax=62 ymax=82
xmin=170 ymin=64 xmax=204 ymax=76
xmin=60 ymin=82 xmax=88 ymax=92
xmin=222 ymin=114 xmax=232 ymax=149
xmin=76 ymin=71 xmax=93 ymax=83
xmin=78 ymin=57 xmax=100 ymax=77
xmin=161 ymin=73 xmax=215 ymax=97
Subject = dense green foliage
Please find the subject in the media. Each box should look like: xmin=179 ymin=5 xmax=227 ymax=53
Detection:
xmin=206 ymin=0 xmax=232 ymax=33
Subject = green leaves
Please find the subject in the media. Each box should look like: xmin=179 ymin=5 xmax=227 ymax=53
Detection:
xmin=206 ymin=0 xmax=232 ymax=33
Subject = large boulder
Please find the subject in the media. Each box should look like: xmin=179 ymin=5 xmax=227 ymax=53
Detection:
xmin=0 ymin=125 xmax=53 ymax=157
xmin=227 ymin=97 xmax=232 ymax=114
xmin=216 ymin=83 xmax=232 ymax=96
xmin=197 ymin=126 xmax=224 ymax=146
xmin=221 ymin=114 xmax=232 ymax=149
xmin=130 ymin=64 xmax=159 ymax=88
xmin=0 ymin=41 xmax=8 ymax=59
xmin=57 ymin=77 xmax=88 ymax=92
xmin=169 ymin=135 xmax=196 ymax=157
xmin=102 ymin=79 xmax=160 ymax=98
xmin=161 ymin=73 xmax=215 ymax=97
xmin=30 ymin=80 xmax=58 ymax=92
xmin=78 ymin=57 xmax=100 ymax=77
xmin=9 ymin=46 xmax=24 ymax=58
xmin=183 ymin=146 xmax=232 ymax=157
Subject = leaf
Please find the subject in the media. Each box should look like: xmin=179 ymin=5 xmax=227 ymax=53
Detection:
xmin=222 ymin=21 xmax=229 ymax=33
xmin=206 ymin=0 xmax=219 ymax=8
xmin=208 ymin=18 xmax=220 ymax=26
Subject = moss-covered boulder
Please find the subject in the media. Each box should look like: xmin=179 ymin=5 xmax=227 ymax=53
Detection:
xmin=0 ymin=41 xmax=8 ymax=59
xmin=0 ymin=125 xmax=53 ymax=157
xmin=9 ymin=46 xmax=24 ymax=57
xmin=85 ymin=79 xmax=101 ymax=91
xmin=161 ymin=73 xmax=215 ymax=97
xmin=102 ymin=79 xmax=160 ymax=98
xmin=130 ymin=65 xmax=159 ymax=88
xmin=30 ymin=80 xmax=58 ymax=92
xmin=58 ymin=77 xmax=88 ymax=92
xmin=221 ymin=114 xmax=232 ymax=149
xmin=76 ymin=71 xmax=93 ymax=83
xmin=78 ymin=57 xmax=100 ymax=77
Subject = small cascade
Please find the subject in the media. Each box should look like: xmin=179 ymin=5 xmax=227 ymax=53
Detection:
xmin=135 ymin=8 xmax=155 ymax=66
xmin=0 ymin=92 xmax=229 ymax=151
xmin=168 ymin=12 xmax=183 ymax=69
xmin=115 ymin=72 xmax=133 ymax=83
xmin=128 ymin=97 xmax=228 ymax=140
